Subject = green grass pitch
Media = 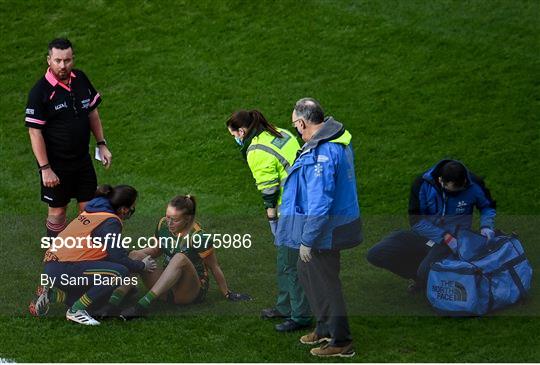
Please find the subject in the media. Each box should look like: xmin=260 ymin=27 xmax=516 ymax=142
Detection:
xmin=0 ymin=0 xmax=539 ymax=362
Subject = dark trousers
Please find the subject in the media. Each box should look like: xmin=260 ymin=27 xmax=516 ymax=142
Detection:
xmin=44 ymin=260 xmax=129 ymax=306
xmin=275 ymin=246 xmax=311 ymax=325
xmin=366 ymin=230 xmax=451 ymax=285
xmin=298 ymin=250 xmax=352 ymax=347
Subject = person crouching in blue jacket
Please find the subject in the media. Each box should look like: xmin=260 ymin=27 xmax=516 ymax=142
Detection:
xmin=367 ymin=160 xmax=496 ymax=292
xmin=276 ymin=98 xmax=363 ymax=358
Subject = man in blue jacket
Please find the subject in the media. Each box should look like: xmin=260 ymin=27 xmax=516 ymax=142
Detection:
xmin=367 ymin=160 xmax=496 ymax=291
xmin=276 ymin=98 xmax=363 ymax=358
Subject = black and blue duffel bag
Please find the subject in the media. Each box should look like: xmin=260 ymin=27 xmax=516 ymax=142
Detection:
xmin=427 ymin=231 xmax=533 ymax=316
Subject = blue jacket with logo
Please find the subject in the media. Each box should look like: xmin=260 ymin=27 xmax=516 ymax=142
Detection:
xmin=275 ymin=117 xmax=363 ymax=250
xmin=409 ymin=159 xmax=496 ymax=244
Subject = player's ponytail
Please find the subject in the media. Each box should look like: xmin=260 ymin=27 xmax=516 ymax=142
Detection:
xmin=95 ymin=184 xmax=138 ymax=211
xmin=169 ymin=194 xmax=197 ymax=224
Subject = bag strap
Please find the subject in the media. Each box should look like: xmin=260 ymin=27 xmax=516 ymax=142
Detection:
xmin=490 ymin=254 xmax=527 ymax=275
xmin=508 ymin=266 xmax=528 ymax=300
xmin=487 ymin=277 xmax=494 ymax=311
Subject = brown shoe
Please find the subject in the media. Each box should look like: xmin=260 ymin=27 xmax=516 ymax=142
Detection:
xmin=310 ymin=342 xmax=355 ymax=358
xmin=299 ymin=331 xmax=331 ymax=345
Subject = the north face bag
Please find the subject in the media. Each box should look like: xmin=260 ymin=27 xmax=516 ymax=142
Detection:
xmin=455 ymin=227 xmax=489 ymax=261
xmin=427 ymin=233 xmax=533 ymax=316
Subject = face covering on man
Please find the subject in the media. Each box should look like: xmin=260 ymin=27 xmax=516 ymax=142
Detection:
xmin=235 ymin=136 xmax=243 ymax=146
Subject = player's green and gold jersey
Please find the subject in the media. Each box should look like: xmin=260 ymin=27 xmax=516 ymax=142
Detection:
xmin=154 ymin=218 xmax=213 ymax=280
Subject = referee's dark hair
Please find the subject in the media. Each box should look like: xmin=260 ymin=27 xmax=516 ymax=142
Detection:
xmin=48 ymin=38 xmax=73 ymax=53
xmin=95 ymin=184 xmax=138 ymax=211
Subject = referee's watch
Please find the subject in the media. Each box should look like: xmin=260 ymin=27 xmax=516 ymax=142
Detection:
xmin=97 ymin=139 xmax=107 ymax=146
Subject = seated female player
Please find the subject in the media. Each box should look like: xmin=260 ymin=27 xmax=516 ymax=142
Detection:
xmin=118 ymin=194 xmax=251 ymax=319
xmin=29 ymin=184 xmax=156 ymax=325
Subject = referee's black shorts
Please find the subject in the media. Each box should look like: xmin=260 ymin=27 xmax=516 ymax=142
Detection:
xmin=40 ymin=154 xmax=97 ymax=208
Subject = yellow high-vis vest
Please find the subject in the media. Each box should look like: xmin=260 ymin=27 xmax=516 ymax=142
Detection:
xmin=246 ymin=128 xmax=300 ymax=207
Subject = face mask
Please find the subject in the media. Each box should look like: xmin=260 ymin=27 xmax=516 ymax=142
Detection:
xmin=235 ymin=136 xmax=244 ymax=146
xmin=125 ymin=206 xmax=136 ymax=219
xmin=295 ymin=127 xmax=302 ymax=137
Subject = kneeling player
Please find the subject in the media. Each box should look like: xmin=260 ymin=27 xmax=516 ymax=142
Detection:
xmin=29 ymin=185 xmax=156 ymax=325
xmin=119 ymin=195 xmax=251 ymax=319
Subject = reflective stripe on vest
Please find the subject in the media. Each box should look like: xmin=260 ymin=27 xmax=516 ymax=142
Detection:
xmin=246 ymin=144 xmax=291 ymax=171
xmin=43 ymin=212 xmax=121 ymax=263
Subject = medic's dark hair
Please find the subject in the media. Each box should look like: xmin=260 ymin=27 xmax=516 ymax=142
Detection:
xmin=95 ymin=184 xmax=138 ymax=211
xmin=226 ymin=110 xmax=282 ymax=139
xmin=440 ymin=161 xmax=467 ymax=187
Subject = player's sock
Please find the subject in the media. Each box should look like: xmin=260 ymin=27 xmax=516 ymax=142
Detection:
xmin=48 ymin=287 xmax=66 ymax=304
xmin=137 ymin=290 xmax=157 ymax=309
xmin=108 ymin=289 xmax=126 ymax=307
xmin=46 ymin=218 xmax=67 ymax=238
xmin=70 ymin=294 xmax=93 ymax=312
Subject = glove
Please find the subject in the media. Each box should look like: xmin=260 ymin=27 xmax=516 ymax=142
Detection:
xmin=481 ymin=228 xmax=495 ymax=240
xmin=443 ymin=234 xmax=458 ymax=254
xmin=142 ymin=255 xmax=157 ymax=272
xmin=226 ymin=291 xmax=252 ymax=301
xmin=299 ymin=244 xmax=312 ymax=263
xmin=269 ymin=219 xmax=278 ymax=237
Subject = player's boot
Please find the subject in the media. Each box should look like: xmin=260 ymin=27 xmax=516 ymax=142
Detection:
xmin=66 ymin=309 xmax=100 ymax=326
xmin=119 ymin=304 xmax=148 ymax=321
xmin=90 ymin=303 xmax=121 ymax=320
xmin=29 ymin=285 xmax=50 ymax=317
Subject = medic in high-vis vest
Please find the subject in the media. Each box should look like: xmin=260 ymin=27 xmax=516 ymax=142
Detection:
xmin=29 ymin=184 xmax=157 ymax=326
xmin=226 ymin=110 xmax=311 ymax=333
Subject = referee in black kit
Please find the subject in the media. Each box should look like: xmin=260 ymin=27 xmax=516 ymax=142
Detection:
xmin=25 ymin=38 xmax=112 ymax=237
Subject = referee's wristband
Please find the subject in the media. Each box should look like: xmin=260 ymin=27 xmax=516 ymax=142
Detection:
xmin=39 ymin=163 xmax=50 ymax=171
xmin=96 ymin=139 xmax=107 ymax=146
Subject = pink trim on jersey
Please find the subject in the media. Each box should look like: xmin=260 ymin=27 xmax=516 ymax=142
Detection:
xmin=89 ymin=93 xmax=101 ymax=108
xmin=44 ymin=68 xmax=74 ymax=91
xmin=45 ymin=68 xmax=57 ymax=86
xmin=25 ymin=117 xmax=46 ymax=125
xmin=49 ymin=91 xmax=56 ymax=100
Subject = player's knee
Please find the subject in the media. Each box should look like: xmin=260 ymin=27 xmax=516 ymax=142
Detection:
xmin=169 ymin=253 xmax=189 ymax=269
xmin=129 ymin=250 xmax=147 ymax=261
